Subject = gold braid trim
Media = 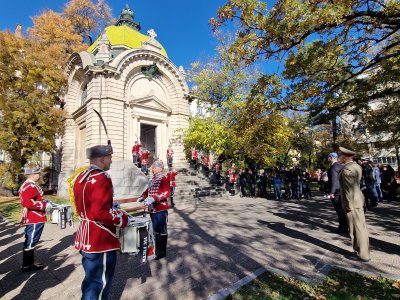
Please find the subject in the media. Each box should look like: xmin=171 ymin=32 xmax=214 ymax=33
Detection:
xmin=67 ymin=166 xmax=88 ymax=215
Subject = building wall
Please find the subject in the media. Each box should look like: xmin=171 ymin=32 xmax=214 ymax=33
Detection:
xmin=58 ymin=48 xmax=190 ymax=196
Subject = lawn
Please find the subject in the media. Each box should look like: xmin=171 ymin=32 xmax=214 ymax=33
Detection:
xmin=0 ymin=195 xmax=69 ymax=223
xmin=228 ymin=268 xmax=400 ymax=300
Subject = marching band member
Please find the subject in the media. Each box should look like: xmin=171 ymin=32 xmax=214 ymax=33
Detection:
xmin=191 ymin=147 xmax=199 ymax=170
xmin=19 ymin=166 xmax=51 ymax=272
xmin=167 ymin=169 xmax=178 ymax=207
xmin=140 ymin=148 xmax=151 ymax=175
xmin=131 ymin=140 xmax=142 ymax=166
xmin=166 ymin=144 xmax=174 ymax=170
xmin=138 ymin=160 xmax=171 ymax=260
xmin=73 ymin=144 xmax=130 ymax=299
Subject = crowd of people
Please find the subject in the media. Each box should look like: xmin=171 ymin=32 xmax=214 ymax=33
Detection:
xmin=317 ymin=158 xmax=399 ymax=206
xmin=17 ymin=142 xmax=398 ymax=299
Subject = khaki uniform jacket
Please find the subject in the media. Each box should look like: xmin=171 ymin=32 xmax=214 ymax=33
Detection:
xmin=339 ymin=162 xmax=364 ymax=210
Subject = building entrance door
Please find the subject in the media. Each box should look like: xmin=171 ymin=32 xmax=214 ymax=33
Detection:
xmin=140 ymin=123 xmax=157 ymax=165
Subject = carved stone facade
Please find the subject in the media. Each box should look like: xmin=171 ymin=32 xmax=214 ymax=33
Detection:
xmin=57 ymin=6 xmax=190 ymax=196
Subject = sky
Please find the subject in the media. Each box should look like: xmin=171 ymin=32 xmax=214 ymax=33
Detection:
xmin=0 ymin=0 xmax=229 ymax=70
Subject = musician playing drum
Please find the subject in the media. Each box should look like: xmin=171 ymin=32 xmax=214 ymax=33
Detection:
xmin=19 ymin=166 xmax=51 ymax=272
xmin=73 ymin=144 xmax=131 ymax=300
xmin=138 ymin=160 xmax=171 ymax=260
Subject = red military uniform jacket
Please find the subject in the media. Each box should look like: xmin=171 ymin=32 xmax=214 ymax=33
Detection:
xmin=132 ymin=143 xmax=142 ymax=156
xmin=166 ymin=170 xmax=178 ymax=187
xmin=166 ymin=147 xmax=174 ymax=159
xmin=227 ymin=169 xmax=238 ymax=183
xmin=19 ymin=180 xmax=48 ymax=225
xmin=203 ymin=155 xmax=210 ymax=167
xmin=191 ymin=149 xmax=198 ymax=160
xmin=140 ymin=174 xmax=171 ymax=212
xmin=140 ymin=150 xmax=150 ymax=165
xmin=214 ymin=163 xmax=221 ymax=174
xmin=73 ymin=165 xmax=129 ymax=253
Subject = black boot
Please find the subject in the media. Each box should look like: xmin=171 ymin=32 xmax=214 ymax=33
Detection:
xmin=21 ymin=249 xmax=45 ymax=272
xmin=155 ymin=235 xmax=168 ymax=260
xmin=154 ymin=233 xmax=162 ymax=259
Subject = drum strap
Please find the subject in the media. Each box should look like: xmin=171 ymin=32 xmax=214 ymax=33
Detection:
xmin=78 ymin=217 xmax=118 ymax=239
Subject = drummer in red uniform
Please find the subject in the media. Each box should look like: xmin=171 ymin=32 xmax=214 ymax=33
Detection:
xmin=132 ymin=140 xmax=142 ymax=166
xmin=138 ymin=160 xmax=171 ymax=260
xmin=19 ymin=166 xmax=51 ymax=272
xmin=73 ymin=144 xmax=130 ymax=300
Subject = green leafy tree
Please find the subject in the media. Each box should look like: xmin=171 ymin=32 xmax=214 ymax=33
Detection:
xmin=186 ymin=32 xmax=291 ymax=166
xmin=211 ymin=0 xmax=400 ymax=146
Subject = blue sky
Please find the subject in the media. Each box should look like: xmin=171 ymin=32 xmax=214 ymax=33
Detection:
xmin=0 ymin=0 xmax=228 ymax=70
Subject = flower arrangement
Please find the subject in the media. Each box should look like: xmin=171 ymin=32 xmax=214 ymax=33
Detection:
xmin=67 ymin=166 xmax=88 ymax=215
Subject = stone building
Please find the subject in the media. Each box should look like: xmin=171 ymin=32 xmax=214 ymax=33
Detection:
xmin=57 ymin=6 xmax=191 ymax=197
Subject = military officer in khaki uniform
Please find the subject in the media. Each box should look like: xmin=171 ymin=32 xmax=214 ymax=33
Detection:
xmin=338 ymin=146 xmax=370 ymax=262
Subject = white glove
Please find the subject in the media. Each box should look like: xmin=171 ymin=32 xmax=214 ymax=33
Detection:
xmin=45 ymin=202 xmax=53 ymax=212
xmin=144 ymin=197 xmax=155 ymax=206
xmin=112 ymin=202 xmax=120 ymax=209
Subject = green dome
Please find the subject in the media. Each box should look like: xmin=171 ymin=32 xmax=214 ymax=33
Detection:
xmin=88 ymin=25 xmax=168 ymax=57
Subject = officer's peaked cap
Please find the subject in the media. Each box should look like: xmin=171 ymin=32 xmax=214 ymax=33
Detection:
xmin=87 ymin=144 xmax=113 ymax=159
xmin=338 ymin=146 xmax=356 ymax=157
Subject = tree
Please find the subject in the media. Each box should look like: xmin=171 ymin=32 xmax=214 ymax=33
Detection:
xmin=63 ymin=0 xmax=114 ymax=45
xmin=0 ymin=31 xmax=65 ymax=181
xmin=211 ymin=0 xmax=400 ymax=144
xmin=186 ymin=32 xmax=291 ymax=166
xmin=0 ymin=0 xmax=115 ymax=186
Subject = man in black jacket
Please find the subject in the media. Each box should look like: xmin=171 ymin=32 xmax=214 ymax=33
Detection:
xmin=328 ymin=152 xmax=348 ymax=233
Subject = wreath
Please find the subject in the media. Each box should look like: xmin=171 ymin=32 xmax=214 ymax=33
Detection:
xmin=67 ymin=166 xmax=88 ymax=215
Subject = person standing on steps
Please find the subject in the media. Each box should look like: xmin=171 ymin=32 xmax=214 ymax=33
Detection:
xmin=132 ymin=140 xmax=142 ymax=166
xmin=167 ymin=169 xmax=178 ymax=207
xmin=19 ymin=166 xmax=51 ymax=272
xmin=138 ymin=160 xmax=171 ymax=260
xmin=140 ymin=148 xmax=151 ymax=175
xmin=166 ymin=144 xmax=174 ymax=170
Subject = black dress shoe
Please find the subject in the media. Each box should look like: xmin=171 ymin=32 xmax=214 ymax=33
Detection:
xmin=346 ymin=254 xmax=370 ymax=262
xmin=335 ymin=227 xmax=349 ymax=234
xmin=21 ymin=263 xmax=45 ymax=272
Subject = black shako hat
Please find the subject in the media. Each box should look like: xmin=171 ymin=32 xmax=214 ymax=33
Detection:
xmin=86 ymin=144 xmax=113 ymax=159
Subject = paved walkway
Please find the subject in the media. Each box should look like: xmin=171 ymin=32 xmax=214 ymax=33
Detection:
xmin=1 ymin=194 xmax=399 ymax=300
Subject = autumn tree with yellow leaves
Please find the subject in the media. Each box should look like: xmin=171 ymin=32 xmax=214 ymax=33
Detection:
xmin=0 ymin=0 xmax=113 ymax=186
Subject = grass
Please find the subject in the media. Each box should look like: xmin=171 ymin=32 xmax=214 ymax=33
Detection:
xmin=228 ymin=268 xmax=400 ymax=300
xmin=0 ymin=195 xmax=69 ymax=223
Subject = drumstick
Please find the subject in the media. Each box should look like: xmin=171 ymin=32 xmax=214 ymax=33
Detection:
xmin=123 ymin=206 xmax=147 ymax=213
xmin=113 ymin=197 xmax=139 ymax=204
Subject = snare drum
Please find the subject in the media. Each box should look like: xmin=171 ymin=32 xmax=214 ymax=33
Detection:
xmin=119 ymin=216 xmax=150 ymax=254
xmin=50 ymin=205 xmax=74 ymax=229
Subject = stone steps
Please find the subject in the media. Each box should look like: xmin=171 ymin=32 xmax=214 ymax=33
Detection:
xmin=171 ymin=167 xmax=227 ymax=200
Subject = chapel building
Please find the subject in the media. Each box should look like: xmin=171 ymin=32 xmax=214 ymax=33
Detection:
xmin=57 ymin=5 xmax=190 ymax=196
